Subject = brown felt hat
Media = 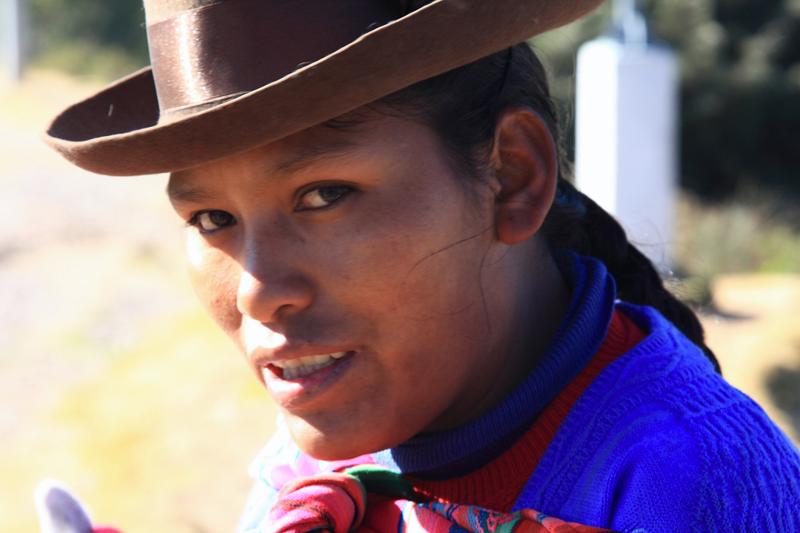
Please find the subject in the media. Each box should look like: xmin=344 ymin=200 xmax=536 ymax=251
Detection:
xmin=45 ymin=0 xmax=603 ymax=176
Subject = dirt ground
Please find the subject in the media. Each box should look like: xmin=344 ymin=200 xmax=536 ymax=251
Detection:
xmin=704 ymin=275 xmax=800 ymax=441
xmin=1 ymin=72 xmax=798 ymax=532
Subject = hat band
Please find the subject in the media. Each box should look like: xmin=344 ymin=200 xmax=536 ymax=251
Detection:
xmin=148 ymin=0 xmax=401 ymax=119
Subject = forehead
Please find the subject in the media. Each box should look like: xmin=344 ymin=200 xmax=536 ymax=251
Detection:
xmin=166 ymin=110 xmax=446 ymax=203
xmin=166 ymin=115 xmax=374 ymax=201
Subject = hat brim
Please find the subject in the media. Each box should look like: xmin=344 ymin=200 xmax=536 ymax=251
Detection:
xmin=45 ymin=0 xmax=603 ymax=176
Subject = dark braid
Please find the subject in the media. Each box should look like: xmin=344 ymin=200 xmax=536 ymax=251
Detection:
xmin=545 ymin=179 xmax=720 ymax=372
xmin=374 ymin=42 xmax=720 ymax=372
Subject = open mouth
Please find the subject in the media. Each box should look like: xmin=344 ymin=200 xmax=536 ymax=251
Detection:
xmin=264 ymin=351 xmax=353 ymax=381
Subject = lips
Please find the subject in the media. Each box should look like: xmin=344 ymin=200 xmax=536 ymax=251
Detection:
xmin=266 ymin=351 xmax=349 ymax=380
xmin=254 ymin=348 xmax=357 ymax=407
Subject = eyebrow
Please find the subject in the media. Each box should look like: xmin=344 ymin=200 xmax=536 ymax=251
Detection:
xmin=167 ymin=136 xmax=360 ymax=204
xmin=166 ymin=178 xmax=216 ymax=205
xmin=270 ymin=137 xmax=359 ymax=175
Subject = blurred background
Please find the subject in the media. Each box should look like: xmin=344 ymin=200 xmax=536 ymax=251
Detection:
xmin=1 ymin=0 xmax=799 ymax=531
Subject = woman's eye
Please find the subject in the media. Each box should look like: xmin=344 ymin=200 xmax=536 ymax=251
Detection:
xmin=296 ymin=185 xmax=354 ymax=211
xmin=188 ymin=210 xmax=236 ymax=234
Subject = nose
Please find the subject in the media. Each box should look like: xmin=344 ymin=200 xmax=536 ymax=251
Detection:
xmin=236 ymin=265 xmax=315 ymax=324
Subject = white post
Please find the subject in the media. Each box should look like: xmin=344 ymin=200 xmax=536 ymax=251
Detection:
xmin=2 ymin=0 xmax=25 ymax=84
xmin=574 ymin=1 xmax=678 ymax=271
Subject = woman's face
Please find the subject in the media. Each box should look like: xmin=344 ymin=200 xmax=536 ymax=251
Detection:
xmin=168 ymin=113 xmax=531 ymax=459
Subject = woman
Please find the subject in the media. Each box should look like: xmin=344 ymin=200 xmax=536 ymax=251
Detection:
xmin=44 ymin=0 xmax=800 ymax=531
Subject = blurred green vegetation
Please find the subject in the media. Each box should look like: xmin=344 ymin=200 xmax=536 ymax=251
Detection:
xmin=28 ymin=0 xmax=148 ymax=80
xmin=678 ymin=191 xmax=800 ymax=275
xmin=767 ymin=350 xmax=800 ymax=441
xmin=672 ymin=191 xmax=800 ymax=306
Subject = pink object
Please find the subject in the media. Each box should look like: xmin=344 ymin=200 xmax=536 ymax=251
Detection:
xmin=268 ymin=473 xmax=366 ymax=533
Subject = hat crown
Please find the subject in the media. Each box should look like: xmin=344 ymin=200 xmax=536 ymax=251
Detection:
xmin=145 ymin=0 xmax=405 ymax=118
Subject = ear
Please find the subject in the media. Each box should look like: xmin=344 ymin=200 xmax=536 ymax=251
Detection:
xmin=490 ymin=108 xmax=558 ymax=245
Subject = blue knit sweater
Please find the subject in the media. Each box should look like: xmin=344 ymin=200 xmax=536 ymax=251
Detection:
xmin=515 ymin=302 xmax=800 ymax=531
xmin=239 ymin=254 xmax=800 ymax=532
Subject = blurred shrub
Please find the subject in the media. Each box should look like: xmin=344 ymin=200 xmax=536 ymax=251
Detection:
xmin=676 ymin=192 xmax=800 ymax=277
xmin=766 ymin=358 xmax=800 ymax=440
xmin=28 ymin=0 xmax=147 ymax=79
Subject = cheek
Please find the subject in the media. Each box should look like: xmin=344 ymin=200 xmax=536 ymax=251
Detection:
xmin=348 ymin=204 xmax=490 ymax=322
xmin=185 ymin=234 xmax=242 ymax=339
xmin=324 ymin=192 xmax=494 ymax=422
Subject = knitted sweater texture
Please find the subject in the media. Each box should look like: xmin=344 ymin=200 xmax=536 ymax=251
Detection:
xmin=517 ymin=302 xmax=800 ymax=532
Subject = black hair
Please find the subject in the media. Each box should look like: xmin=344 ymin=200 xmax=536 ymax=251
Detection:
xmin=374 ymin=43 xmax=721 ymax=372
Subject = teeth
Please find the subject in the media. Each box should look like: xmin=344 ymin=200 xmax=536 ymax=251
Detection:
xmin=269 ymin=352 xmax=348 ymax=380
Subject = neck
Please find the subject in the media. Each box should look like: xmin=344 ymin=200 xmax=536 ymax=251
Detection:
xmin=485 ymin=244 xmax=571 ymax=418
xmin=425 ymin=242 xmax=570 ymax=433
xmin=512 ymin=245 xmax=571 ymax=373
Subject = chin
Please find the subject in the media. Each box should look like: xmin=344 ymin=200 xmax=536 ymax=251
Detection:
xmin=285 ymin=413 xmax=398 ymax=461
xmin=286 ymin=415 xmax=365 ymax=460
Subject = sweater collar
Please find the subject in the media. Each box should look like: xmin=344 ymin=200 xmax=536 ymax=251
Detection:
xmin=372 ymin=252 xmax=617 ymax=476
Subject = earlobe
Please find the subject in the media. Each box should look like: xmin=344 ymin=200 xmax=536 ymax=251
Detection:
xmin=491 ymin=108 xmax=558 ymax=245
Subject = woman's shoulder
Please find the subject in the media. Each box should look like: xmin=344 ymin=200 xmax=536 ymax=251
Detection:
xmin=602 ymin=303 xmax=795 ymax=437
xmin=521 ymin=303 xmax=800 ymax=531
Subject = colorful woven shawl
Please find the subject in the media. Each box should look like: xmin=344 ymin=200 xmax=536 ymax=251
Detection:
xmin=268 ymin=463 xmax=613 ymax=533
xmin=265 ymin=462 xmax=614 ymax=533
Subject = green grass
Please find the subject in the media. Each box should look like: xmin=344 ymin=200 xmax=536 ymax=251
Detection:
xmin=676 ymin=192 xmax=800 ymax=277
